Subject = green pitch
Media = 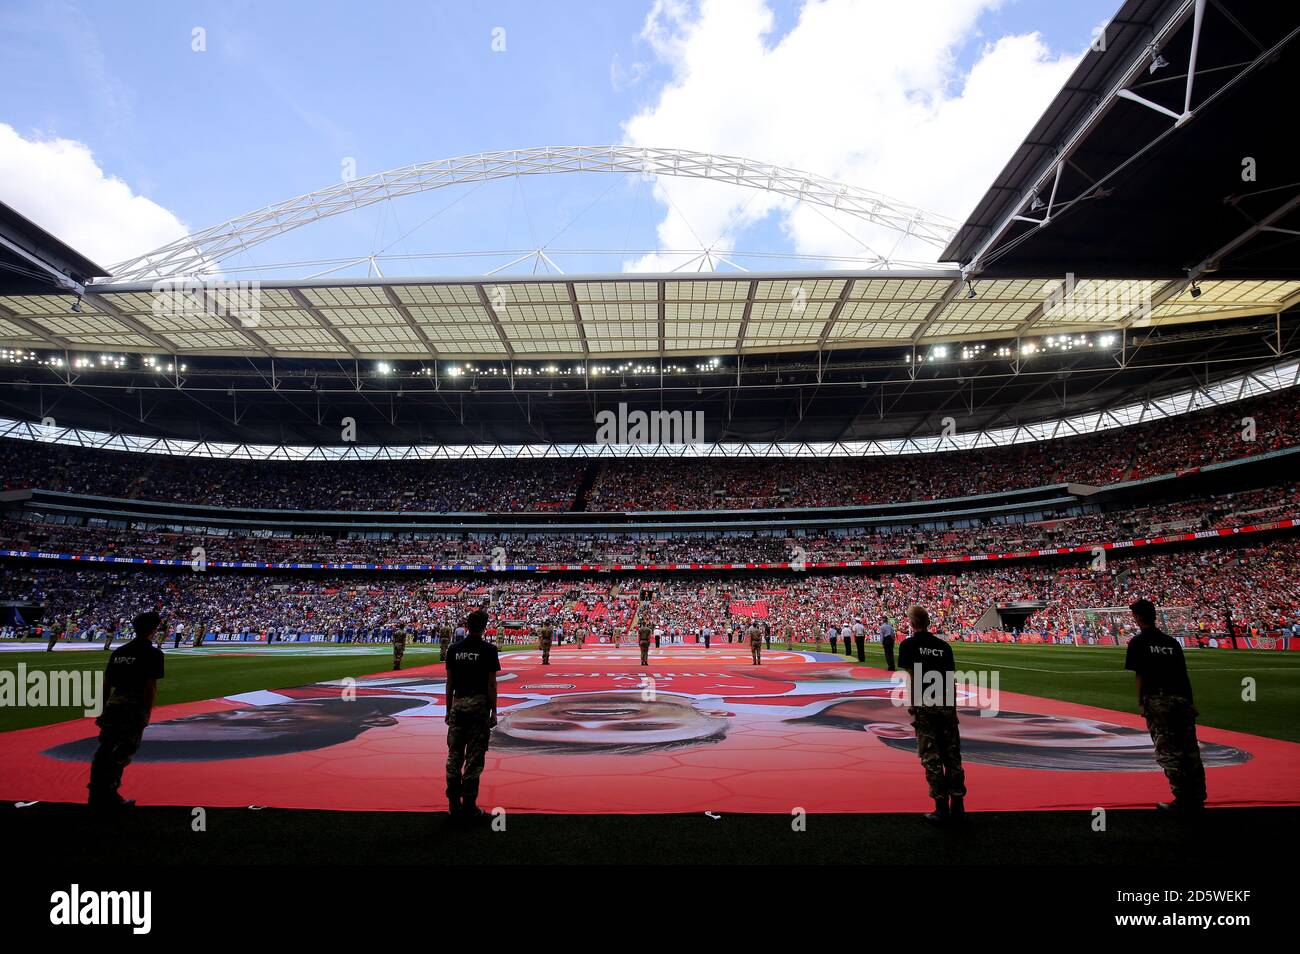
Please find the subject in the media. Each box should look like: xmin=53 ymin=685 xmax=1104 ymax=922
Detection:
xmin=2 ymin=640 xmax=1296 ymax=867
xmin=1 ymin=641 xmax=1296 ymax=744
xmin=0 ymin=643 xmax=532 ymax=733
xmin=789 ymin=641 xmax=1300 ymax=743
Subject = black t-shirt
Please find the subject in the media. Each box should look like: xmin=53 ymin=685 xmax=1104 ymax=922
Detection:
xmin=446 ymin=635 xmax=501 ymax=697
xmin=104 ymin=635 xmax=165 ymax=709
xmin=1125 ymin=626 xmax=1194 ymax=702
xmin=896 ymin=630 xmax=955 ymax=706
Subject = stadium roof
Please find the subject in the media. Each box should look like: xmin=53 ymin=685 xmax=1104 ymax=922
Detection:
xmin=0 ymin=201 xmax=107 ymax=298
xmin=1 ymin=272 xmax=1298 ymax=360
xmin=944 ymin=0 xmax=1300 ymax=280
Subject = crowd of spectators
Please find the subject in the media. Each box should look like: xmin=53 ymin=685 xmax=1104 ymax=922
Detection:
xmin=2 ymin=387 xmax=1297 ymax=513
xmin=4 ymin=539 xmax=1297 ymax=645
xmin=586 ymin=389 xmax=1300 ymax=510
xmin=0 ymin=444 xmax=584 ymax=513
xmin=4 ymin=481 xmax=1294 ymax=566
xmin=1 ymin=570 xmax=645 ymax=647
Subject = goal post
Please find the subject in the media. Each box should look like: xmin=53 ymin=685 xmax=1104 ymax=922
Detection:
xmin=1069 ymin=605 xmax=1198 ymax=646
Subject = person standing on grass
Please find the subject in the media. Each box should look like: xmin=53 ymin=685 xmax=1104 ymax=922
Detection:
xmin=88 ymin=611 xmax=165 ymax=810
xmin=638 ymin=617 xmax=653 ymax=666
xmin=749 ymin=621 xmax=763 ymax=666
xmin=538 ymin=621 xmax=553 ymax=665
xmin=879 ymin=618 xmax=897 ymax=671
xmin=853 ymin=618 xmax=866 ymax=661
xmin=392 ymin=624 xmax=407 ymax=671
xmin=1125 ymin=598 xmax=1206 ymax=814
xmin=897 ymin=604 xmax=966 ymax=824
xmin=444 ymin=609 xmax=500 ymax=823
xmin=45 ymin=617 xmax=64 ymax=653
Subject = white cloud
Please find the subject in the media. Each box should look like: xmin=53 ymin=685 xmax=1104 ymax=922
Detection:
xmin=0 ymin=123 xmax=189 ymax=271
xmin=621 ymin=0 xmax=1083 ymax=269
xmin=610 ymin=53 xmax=650 ymax=91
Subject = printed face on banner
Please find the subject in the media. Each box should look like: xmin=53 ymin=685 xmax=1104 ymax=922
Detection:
xmin=5 ymin=654 xmax=1288 ymax=814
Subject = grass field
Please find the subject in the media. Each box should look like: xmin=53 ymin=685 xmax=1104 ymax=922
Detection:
xmin=0 ymin=643 xmax=507 ymax=732
xmin=3 ymin=640 xmax=1297 ymax=741
xmin=3 ymin=639 xmax=1296 ymax=866
xmin=800 ymin=641 xmax=1300 ymax=742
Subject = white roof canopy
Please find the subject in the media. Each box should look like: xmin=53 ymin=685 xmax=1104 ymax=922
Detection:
xmin=0 ymin=271 xmax=1296 ymax=360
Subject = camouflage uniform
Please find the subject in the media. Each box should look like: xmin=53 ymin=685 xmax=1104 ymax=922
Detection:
xmin=445 ymin=694 xmax=492 ymax=808
xmin=88 ymin=705 xmax=148 ymax=801
xmin=1126 ymin=622 xmax=1206 ymax=807
xmin=908 ymin=706 xmax=967 ymax=800
xmin=88 ymin=631 xmax=164 ymax=805
xmin=898 ymin=629 xmax=966 ymax=807
xmin=438 ymin=625 xmax=452 ymax=661
xmin=392 ymin=628 xmax=406 ymax=670
xmin=749 ymin=624 xmax=763 ymax=665
xmin=539 ymin=623 xmax=553 ymax=665
xmin=638 ymin=624 xmax=652 ymax=665
xmin=1142 ymin=694 xmax=1207 ymax=805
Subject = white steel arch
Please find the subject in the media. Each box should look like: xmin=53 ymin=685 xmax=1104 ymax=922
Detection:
xmin=106 ymin=146 xmax=960 ymax=282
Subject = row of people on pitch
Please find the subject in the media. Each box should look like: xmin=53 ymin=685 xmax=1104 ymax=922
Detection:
xmin=11 ymin=538 xmax=1300 ymax=647
xmin=89 ymin=599 xmax=1206 ymax=825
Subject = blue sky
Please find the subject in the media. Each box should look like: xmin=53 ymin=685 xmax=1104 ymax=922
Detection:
xmin=0 ymin=0 xmax=1118 ymax=279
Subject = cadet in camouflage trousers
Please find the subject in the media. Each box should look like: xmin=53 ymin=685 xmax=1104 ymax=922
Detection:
xmin=909 ymin=706 xmax=967 ymax=802
xmin=1143 ymin=694 xmax=1207 ymax=806
xmin=446 ymin=695 xmax=493 ymax=811
xmin=392 ymin=628 xmax=406 ymax=670
xmin=1125 ymin=599 xmax=1207 ymax=812
xmin=638 ymin=623 xmax=652 ymax=665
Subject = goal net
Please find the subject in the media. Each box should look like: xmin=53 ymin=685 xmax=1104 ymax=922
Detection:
xmin=1069 ymin=605 xmax=1198 ymax=645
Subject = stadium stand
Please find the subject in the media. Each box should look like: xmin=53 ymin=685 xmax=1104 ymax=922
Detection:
xmin=3 ymin=386 xmax=1298 ymax=513
xmin=3 ymin=539 xmax=1297 ymax=645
